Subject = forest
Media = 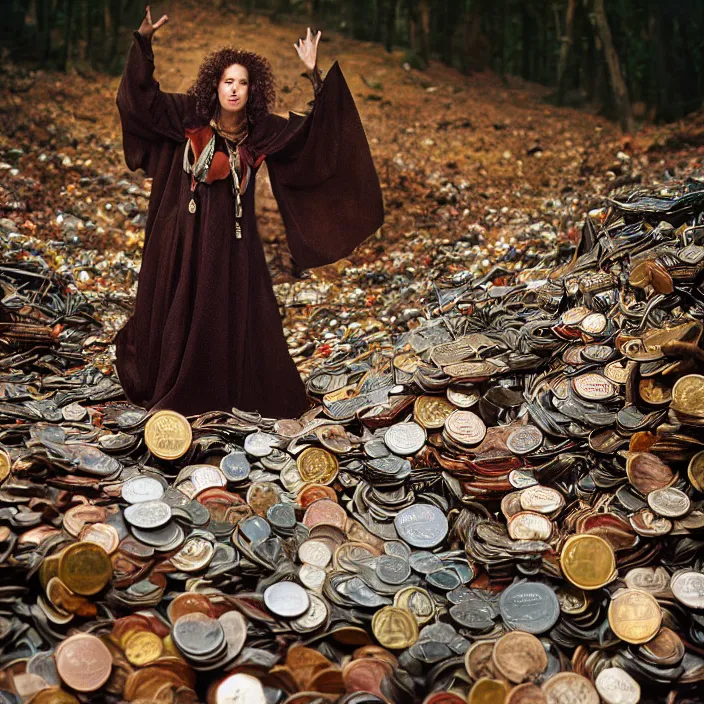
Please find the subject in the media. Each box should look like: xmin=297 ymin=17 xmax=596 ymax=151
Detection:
xmin=1 ymin=0 xmax=702 ymax=132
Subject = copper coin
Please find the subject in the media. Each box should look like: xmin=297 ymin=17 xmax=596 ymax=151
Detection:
xmin=303 ymin=499 xmax=347 ymax=531
xmin=445 ymin=410 xmax=486 ymax=445
xmin=464 ymin=640 xmax=496 ymax=680
xmin=342 ymin=658 xmax=392 ymax=699
xmin=506 ymin=683 xmax=548 ymax=704
xmin=626 ymin=452 xmax=675 ymax=495
xmin=55 ymin=633 xmax=112 ymax=692
xmin=167 ymin=592 xmax=214 ymax=622
xmin=492 ymin=631 xmax=547 ymax=683
xmin=0 ymin=445 xmax=10 ymax=482
xmin=79 ymin=523 xmax=120 ymax=554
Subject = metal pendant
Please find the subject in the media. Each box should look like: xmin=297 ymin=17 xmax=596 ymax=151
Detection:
xmin=188 ymin=198 xmax=197 ymax=214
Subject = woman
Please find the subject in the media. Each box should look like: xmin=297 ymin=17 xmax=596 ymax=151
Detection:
xmin=114 ymin=6 xmax=384 ymax=419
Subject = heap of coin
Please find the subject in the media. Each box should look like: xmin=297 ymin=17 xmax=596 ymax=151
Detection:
xmin=1 ymin=183 xmax=704 ymax=702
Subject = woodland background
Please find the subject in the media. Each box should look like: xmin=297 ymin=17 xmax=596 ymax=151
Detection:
xmin=1 ymin=0 xmax=702 ymax=133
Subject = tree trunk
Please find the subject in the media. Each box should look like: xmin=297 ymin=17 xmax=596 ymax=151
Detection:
xmin=62 ymin=0 xmax=76 ymax=71
xmin=418 ymin=0 xmax=430 ymax=65
xmin=592 ymin=0 xmax=635 ymax=132
xmin=557 ymin=0 xmax=577 ymax=105
xmin=384 ymin=0 xmax=397 ymax=53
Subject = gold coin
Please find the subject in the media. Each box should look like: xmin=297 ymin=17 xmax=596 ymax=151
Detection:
xmin=144 ymin=410 xmax=192 ymax=460
xmin=0 ymin=445 xmax=10 ymax=483
xmin=688 ymin=450 xmax=704 ymax=492
xmin=393 ymin=586 xmax=436 ymax=625
xmin=371 ymin=606 xmax=419 ymax=650
xmin=296 ymin=446 xmax=339 ymax=485
xmin=414 ymin=395 xmax=455 ymax=429
xmin=58 ymin=542 xmax=112 ymax=596
xmin=560 ymin=534 xmax=615 ymax=590
xmin=39 ymin=553 xmax=62 ymax=591
xmin=672 ymin=374 xmax=704 ymax=414
xmin=123 ymin=630 xmax=164 ymax=666
xmin=608 ymin=588 xmax=662 ymax=644
xmin=468 ymin=678 xmax=508 ymax=704
xmin=31 ymin=688 xmax=80 ymax=704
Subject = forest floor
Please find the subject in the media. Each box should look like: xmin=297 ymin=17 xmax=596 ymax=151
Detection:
xmin=1 ymin=2 xmax=703 ymax=375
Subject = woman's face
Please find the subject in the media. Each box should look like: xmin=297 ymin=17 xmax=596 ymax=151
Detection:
xmin=217 ymin=63 xmax=249 ymax=119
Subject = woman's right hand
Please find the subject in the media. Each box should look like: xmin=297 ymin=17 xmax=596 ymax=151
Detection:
xmin=138 ymin=5 xmax=169 ymax=40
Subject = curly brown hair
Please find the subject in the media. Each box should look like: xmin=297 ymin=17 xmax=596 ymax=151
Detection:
xmin=186 ymin=47 xmax=276 ymax=126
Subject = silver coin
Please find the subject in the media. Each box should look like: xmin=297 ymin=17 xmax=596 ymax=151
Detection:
xmin=121 ymin=476 xmax=165 ymax=504
xmin=190 ymin=465 xmax=227 ymax=493
xmin=394 ymin=504 xmax=448 ymax=549
xmin=449 ymin=600 xmax=496 ymax=631
xmin=409 ymin=551 xmax=443 ymax=574
xmin=298 ymin=540 xmax=332 ymax=569
xmin=595 ymin=667 xmax=641 ymax=704
xmin=572 ymin=373 xmax=617 ymax=401
xmin=375 ymin=555 xmax=411 ymax=585
xmin=132 ymin=521 xmax=184 ymax=549
xmin=671 ymin=570 xmax=704 ymax=609
xmin=243 ymin=432 xmax=278 ymax=458
xmin=446 ymin=386 xmax=480 ymax=408
xmin=299 ymin=564 xmax=326 ymax=591
xmin=291 ymin=593 xmax=329 ymax=633
xmin=263 ymin=581 xmax=310 ymax=618
xmin=506 ymin=425 xmax=543 ymax=455
xmin=172 ymin=613 xmax=225 ymax=657
xmin=499 ymin=581 xmax=560 ymax=634
xmin=385 ymin=540 xmax=412 ymax=559
xmin=123 ymin=500 xmax=172 ymax=529
xmin=426 ymin=568 xmax=461 ymax=591
xmin=647 ymin=487 xmax=691 ymax=518
xmin=508 ymin=469 xmax=539 ymax=489
xmin=384 ymin=422 xmax=427 ymax=456
xmin=239 ymin=516 xmax=271 ymax=542
xmin=61 ymin=402 xmax=87 ymax=421
xmin=267 ymin=502 xmax=296 ymax=530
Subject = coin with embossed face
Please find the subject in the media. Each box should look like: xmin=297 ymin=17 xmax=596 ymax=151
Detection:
xmin=414 ymin=395 xmax=455 ymax=429
xmin=121 ymin=476 xmax=165 ymax=504
xmin=58 ymin=542 xmax=112 ymax=596
xmin=560 ymin=534 xmax=615 ymax=590
xmin=499 ymin=581 xmax=560 ymax=634
xmin=393 ymin=586 xmax=435 ymax=625
xmin=394 ymin=504 xmax=448 ymax=549
xmin=647 ymin=486 xmax=691 ymax=518
xmin=608 ymin=589 xmax=662 ymax=644
xmin=384 ymin=422 xmax=427 ymax=455
xmin=671 ymin=570 xmax=704 ymax=609
xmin=144 ymin=410 xmax=192 ymax=460
xmin=55 ymin=633 xmax=112 ymax=692
xmin=444 ymin=410 xmax=486 ymax=446
xmin=371 ymin=605 xmax=418 ymax=650
xmin=492 ymin=631 xmax=547 ymax=683
xmin=507 ymin=425 xmax=543 ymax=455
xmin=672 ymin=374 xmax=704 ymax=414
xmin=297 ymin=446 xmax=339 ymax=485
xmin=541 ymin=672 xmax=599 ymax=704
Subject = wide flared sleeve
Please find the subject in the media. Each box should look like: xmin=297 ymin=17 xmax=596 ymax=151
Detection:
xmin=256 ymin=61 xmax=384 ymax=269
xmin=115 ymin=30 xmax=193 ymax=177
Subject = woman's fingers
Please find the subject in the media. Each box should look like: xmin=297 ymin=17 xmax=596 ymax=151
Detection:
xmin=146 ymin=5 xmax=151 ymax=24
xmin=153 ymin=13 xmax=169 ymax=30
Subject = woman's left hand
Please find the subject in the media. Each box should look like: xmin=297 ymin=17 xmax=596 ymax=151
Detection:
xmin=294 ymin=27 xmax=322 ymax=71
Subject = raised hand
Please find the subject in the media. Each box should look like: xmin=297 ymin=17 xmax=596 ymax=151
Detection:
xmin=293 ymin=27 xmax=322 ymax=72
xmin=138 ymin=4 xmax=169 ymax=40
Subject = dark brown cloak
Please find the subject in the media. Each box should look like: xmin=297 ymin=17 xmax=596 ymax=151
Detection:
xmin=114 ymin=31 xmax=384 ymax=419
